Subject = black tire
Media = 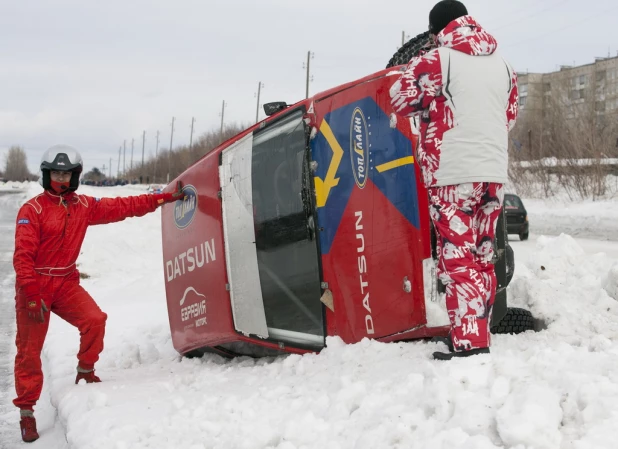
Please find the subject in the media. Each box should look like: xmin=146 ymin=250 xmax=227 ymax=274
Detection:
xmin=491 ymin=307 xmax=535 ymax=335
xmin=519 ymin=232 xmax=529 ymax=241
xmin=386 ymin=32 xmax=435 ymax=69
xmin=505 ymin=242 xmax=515 ymax=287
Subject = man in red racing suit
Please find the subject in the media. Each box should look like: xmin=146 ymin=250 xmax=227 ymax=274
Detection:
xmin=13 ymin=144 xmax=185 ymax=442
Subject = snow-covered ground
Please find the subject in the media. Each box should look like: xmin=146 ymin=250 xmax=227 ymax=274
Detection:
xmin=1 ymin=183 xmax=618 ymax=449
xmin=524 ymin=198 xmax=618 ymax=241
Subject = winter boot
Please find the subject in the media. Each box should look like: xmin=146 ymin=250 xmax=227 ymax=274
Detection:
xmin=431 ymin=333 xmax=454 ymax=352
xmin=19 ymin=410 xmax=39 ymax=443
xmin=433 ymin=347 xmax=490 ymax=361
xmin=75 ymin=366 xmax=102 ymax=384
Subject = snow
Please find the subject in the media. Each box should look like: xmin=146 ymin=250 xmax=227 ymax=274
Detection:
xmin=2 ymin=183 xmax=618 ymax=448
xmin=524 ymin=197 xmax=618 ymax=240
xmin=0 ymin=180 xmax=32 ymax=192
xmin=514 ymin=158 xmax=618 ymax=168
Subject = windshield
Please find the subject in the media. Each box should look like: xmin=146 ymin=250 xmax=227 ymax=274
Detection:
xmin=504 ymin=195 xmax=523 ymax=210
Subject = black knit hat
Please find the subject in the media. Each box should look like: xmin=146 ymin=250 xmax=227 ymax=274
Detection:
xmin=429 ymin=0 xmax=468 ymax=35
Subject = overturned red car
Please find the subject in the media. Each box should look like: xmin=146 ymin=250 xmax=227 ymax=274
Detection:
xmin=160 ymin=38 xmax=522 ymax=357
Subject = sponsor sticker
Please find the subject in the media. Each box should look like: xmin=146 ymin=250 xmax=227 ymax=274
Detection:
xmin=174 ymin=185 xmax=198 ymax=229
xmin=350 ymin=107 xmax=369 ymax=189
xmin=179 ymin=286 xmax=207 ymax=325
xmin=18 ymin=219 xmax=29 ymax=224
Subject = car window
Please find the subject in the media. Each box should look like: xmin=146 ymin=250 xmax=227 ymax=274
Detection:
xmin=504 ymin=195 xmax=523 ymax=209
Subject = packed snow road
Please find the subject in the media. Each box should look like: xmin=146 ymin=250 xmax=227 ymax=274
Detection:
xmin=0 ymin=183 xmax=617 ymax=449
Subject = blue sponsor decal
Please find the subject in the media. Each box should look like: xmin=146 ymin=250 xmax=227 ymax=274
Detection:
xmin=95 ymin=197 xmax=101 ymax=202
xmin=174 ymin=185 xmax=198 ymax=229
xmin=350 ymin=107 xmax=369 ymax=189
xmin=18 ymin=219 xmax=30 ymax=224
xmin=312 ymin=97 xmax=420 ymax=255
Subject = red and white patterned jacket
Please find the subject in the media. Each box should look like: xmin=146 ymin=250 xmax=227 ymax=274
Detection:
xmin=390 ymin=16 xmax=518 ymax=187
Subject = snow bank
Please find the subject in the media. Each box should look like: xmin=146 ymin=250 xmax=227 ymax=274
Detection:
xmin=0 ymin=180 xmax=32 ymax=192
xmin=23 ymin=186 xmax=617 ymax=449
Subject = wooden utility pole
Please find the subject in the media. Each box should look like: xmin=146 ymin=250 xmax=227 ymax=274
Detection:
xmin=130 ymin=138 xmax=134 ymax=172
xmin=220 ymin=101 xmax=226 ymax=135
xmin=141 ymin=130 xmax=146 ymax=183
xmin=117 ymin=146 xmax=121 ymax=178
xmin=153 ymin=130 xmax=159 ymax=183
xmin=189 ymin=117 xmax=195 ymax=150
xmin=123 ymin=140 xmax=126 ymax=175
xmin=109 ymin=158 xmax=112 ymax=178
xmin=402 ymin=31 xmax=405 ymax=46
xmin=305 ymin=51 xmax=313 ymax=99
xmin=168 ymin=117 xmax=175 ymax=183
xmin=255 ymin=82 xmax=264 ymax=122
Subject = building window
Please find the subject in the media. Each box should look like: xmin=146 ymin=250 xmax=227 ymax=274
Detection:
xmin=543 ymin=82 xmax=551 ymax=93
xmin=579 ymin=75 xmax=587 ymax=86
xmin=597 ymin=70 xmax=606 ymax=82
xmin=596 ymin=101 xmax=606 ymax=112
xmin=571 ymin=89 xmax=585 ymax=100
xmin=519 ymin=96 xmax=527 ymax=107
xmin=520 ymin=84 xmax=528 ymax=95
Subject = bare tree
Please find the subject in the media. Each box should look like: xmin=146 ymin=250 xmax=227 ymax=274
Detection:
xmin=509 ymin=75 xmax=618 ymax=200
xmin=126 ymin=123 xmax=248 ymax=184
xmin=4 ymin=146 xmax=31 ymax=182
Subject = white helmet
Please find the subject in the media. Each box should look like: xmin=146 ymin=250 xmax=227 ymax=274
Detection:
xmin=40 ymin=145 xmax=84 ymax=192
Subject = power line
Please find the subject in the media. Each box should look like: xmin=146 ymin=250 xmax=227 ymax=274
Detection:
xmin=504 ymin=4 xmax=618 ymax=48
xmin=493 ymin=0 xmax=571 ymax=32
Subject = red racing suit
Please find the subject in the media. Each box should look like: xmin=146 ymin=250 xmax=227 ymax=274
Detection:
xmin=13 ymin=189 xmax=167 ymax=410
xmin=390 ymin=16 xmax=519 ymax=351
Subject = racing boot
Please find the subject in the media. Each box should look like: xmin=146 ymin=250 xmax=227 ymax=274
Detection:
xmin=75 ymin=366 xmax=102 ymax=384
xmin=431 ymin=333 xmax=454 ymax=352
xmin=19 ymin=410 xmax=39 ymax=443
xmin=433 ymin=347 xmax=490 ymax=361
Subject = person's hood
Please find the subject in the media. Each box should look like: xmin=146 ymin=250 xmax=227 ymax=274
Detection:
xmin=436 ymin=16 xmax=497 ymax=56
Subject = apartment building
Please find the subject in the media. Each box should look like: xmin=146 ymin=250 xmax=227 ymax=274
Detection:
xmin=517 ymin=55 xmax=618 ymax=117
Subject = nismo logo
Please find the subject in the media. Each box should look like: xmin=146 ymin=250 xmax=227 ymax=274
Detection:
xmin=174 ymin=185 xmax=197 ymax=229
xmin=350 ymin=107 xmax=369 ymax=189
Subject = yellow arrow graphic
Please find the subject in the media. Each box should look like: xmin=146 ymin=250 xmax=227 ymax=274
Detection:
xmin=314 ymin=120 xmax=344 ymax=208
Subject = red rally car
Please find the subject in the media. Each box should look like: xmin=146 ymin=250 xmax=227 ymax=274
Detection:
xmin=160 ymin=35 xmax=530 ymax=357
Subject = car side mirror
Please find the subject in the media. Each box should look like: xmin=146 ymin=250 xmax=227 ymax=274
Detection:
xmin=264 ymin=102 xmax=288 ymax=116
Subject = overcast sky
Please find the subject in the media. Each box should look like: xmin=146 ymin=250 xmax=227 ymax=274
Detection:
xmin=2 ymin=0 xmax=617 ymax=175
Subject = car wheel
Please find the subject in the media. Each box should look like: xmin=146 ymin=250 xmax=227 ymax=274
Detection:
xmin=490 ymin=307 xmax=535 ymax=335
xmin=519 ymin=232 xmax=529 ymax=241
xmin=386 ymin=32 xmax=435 ymax=68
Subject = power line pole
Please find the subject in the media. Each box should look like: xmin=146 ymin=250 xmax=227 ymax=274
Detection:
xmin=189 ymin=117 xmax=195 ymax=150
xmin=123 ymin=140 xmax=126 ymax=175
xmin=220 ymin=100 xmax=226 ymax=135
xmin=109 ymin=158 xmax=112 ymax=178
xmin=168 ymin=117 xmax=175 ymax=183
xmin=117 ymin=146 xmax=121 ymax=178
xmin=130 ymin=138 xmax=134 ymax=173
xmin=153 ymin=130 xmax=159 ymax=184
xmin=400 ymin=31 xmax=410 ymax=48
xmin=141 ymin=130 xmax=146 ymax=183
xmin=304 ymin=51 xmax=314 ymax=99
xmin=255 ymin=81 xmax=264 ymax=122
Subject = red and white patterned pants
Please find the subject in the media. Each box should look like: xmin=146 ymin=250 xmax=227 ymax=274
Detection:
xmin=427 ymin=182 xmax=504 ymax=351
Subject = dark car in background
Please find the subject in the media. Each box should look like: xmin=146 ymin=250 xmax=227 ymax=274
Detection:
xmin=504 ymin=193 xmax=529 ymax=241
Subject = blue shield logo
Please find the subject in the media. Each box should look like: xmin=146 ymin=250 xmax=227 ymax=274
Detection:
xmin=174 ymin=185 xmax=198 ymax=229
